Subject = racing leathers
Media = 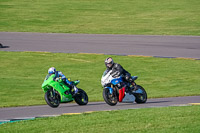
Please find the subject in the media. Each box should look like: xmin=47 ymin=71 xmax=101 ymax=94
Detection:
xmin=106 ymin=63 xmax=135 ymax=85
xmin=53 ymin=71 xmax=72 ymax=85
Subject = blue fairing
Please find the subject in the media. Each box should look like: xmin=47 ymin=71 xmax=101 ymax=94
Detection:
xmin=105 ymin=87 xmax=113 ymax=94
xmin=111 ymin=77 xmax=123 ymax=85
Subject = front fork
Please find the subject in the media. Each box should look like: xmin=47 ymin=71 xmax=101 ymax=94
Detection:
xmin=50 ymin=88 xmax=57 ymax=99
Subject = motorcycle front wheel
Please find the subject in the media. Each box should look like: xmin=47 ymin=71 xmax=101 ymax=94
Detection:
xmin=74 ymin=88 xmax=88 ymax=105
xmin=103 ymin=88 xmax=118 ymax=106
xmin=45 ymin=89 xmax=60 ymax=108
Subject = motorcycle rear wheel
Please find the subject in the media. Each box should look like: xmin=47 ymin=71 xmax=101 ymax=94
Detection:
xmin=103 ymin=88 xmax=118 ymax=106
xmin=45 ymin=89 xmax=60 ymax=108
xmin=74 ymin=88 xmax=88 ymax=105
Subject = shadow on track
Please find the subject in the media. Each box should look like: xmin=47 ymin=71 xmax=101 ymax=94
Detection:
xmin=0 ymin=43 xmax=9 ymax=48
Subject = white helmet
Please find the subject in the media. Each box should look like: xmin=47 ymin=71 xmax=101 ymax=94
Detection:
xmin=48 ymin=67 xmax=56 ymax=74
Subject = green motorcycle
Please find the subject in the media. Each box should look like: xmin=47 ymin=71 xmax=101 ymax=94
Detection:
xmin=42 ymin=74 xmax=88 ymax=108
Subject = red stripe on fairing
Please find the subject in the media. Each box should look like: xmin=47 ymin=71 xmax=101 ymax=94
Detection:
xmin=119 ymin=87 xmax=125 ymax=102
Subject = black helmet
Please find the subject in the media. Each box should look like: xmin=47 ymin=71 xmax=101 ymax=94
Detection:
xmin=105 ymin=57 xmax=114 ymax=68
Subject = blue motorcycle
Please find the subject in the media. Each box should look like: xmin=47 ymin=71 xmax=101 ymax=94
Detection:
xmin=101 ymin=70 xmax=147 ymax=106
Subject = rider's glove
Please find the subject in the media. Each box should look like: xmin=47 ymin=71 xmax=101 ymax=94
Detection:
xmin=54 ymin=78 xmax=59 ymax=81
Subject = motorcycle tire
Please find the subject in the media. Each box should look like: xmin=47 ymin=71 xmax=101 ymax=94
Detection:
xmin=103 ymin=88 xmax=118 ymax=106
xmin=74 ymin=88 xmax=88 ymax=105
xmin=45 ymin=89 xmax=60 ymax=108
xmin=134 ymin=85 xmax=147 ymax=104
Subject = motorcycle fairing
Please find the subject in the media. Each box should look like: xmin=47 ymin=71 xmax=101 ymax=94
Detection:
xmin=119 ymin=87 xmax=125 ymax=102
xmin=111 ymin=77 xmax=123 ymax=85
xmin=42 ymin=74 xmax=73 ymax=102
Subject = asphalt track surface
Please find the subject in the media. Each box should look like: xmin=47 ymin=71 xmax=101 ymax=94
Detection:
xmin=0 ymin=32 xmax=200 ymax=59
xmin=0 ymin=96 xmax=200 ymax=121
xmin=0 ymin=32 xmax=200 ymax=122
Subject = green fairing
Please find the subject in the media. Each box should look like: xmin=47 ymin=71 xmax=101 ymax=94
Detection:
xmin=42 ymin=74 xmax=78 ymax=102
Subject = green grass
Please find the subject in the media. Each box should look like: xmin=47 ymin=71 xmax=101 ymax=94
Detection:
xmin=0 ymin=105 xmax=200 ymax=133
xmin=0 ymin=51 xmax=200 ymax=107
xmin=0 ymin=0 xmax=200 ymax=35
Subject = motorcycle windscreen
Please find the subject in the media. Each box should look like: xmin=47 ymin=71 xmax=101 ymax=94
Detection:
xmin=118 ymin=87 xmax=125 ymax=102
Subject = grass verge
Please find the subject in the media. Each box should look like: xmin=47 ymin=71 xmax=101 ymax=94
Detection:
xmin=0 ymin=51 xmax=200 ymax=107
xmin=0 ymin=105 xmax=200 ymax=133
xmin=0 ymin=0 xmax=200 ymax=35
